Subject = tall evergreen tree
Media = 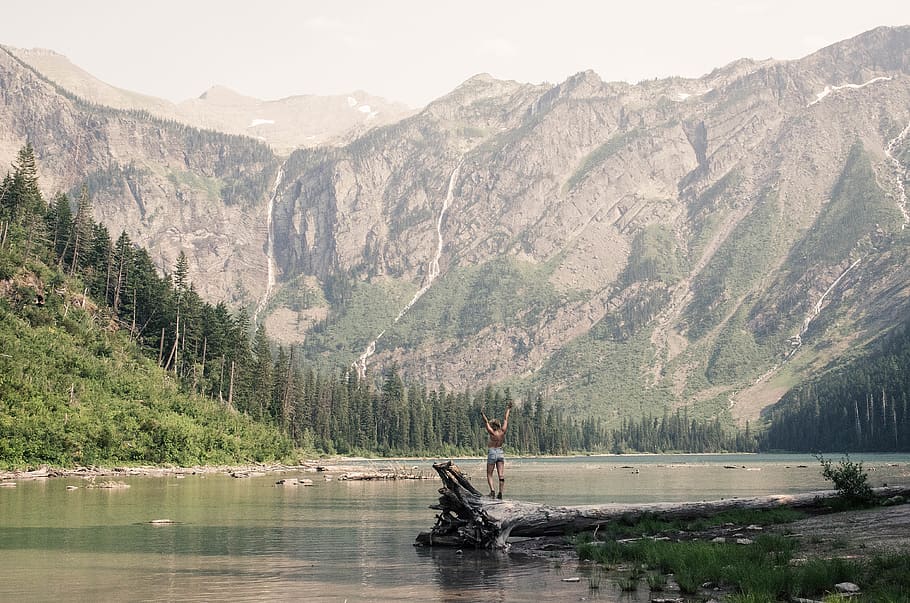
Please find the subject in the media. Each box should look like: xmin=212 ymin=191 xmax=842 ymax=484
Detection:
xmin=251 ymin=323 xmax=274 ymax=420
xmin=45 ymin=192 xmax=74 ymax=266
xmin=70 ymin=184 xmax=93 ymax=275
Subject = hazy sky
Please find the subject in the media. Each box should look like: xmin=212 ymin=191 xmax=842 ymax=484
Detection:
xmin=1 ymin=1 xmax=907 ymax=108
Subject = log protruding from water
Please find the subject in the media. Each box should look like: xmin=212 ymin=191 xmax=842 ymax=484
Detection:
xmin=415 ymin=460 xmax=910 ymax=550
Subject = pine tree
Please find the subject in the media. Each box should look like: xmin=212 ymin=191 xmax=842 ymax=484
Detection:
xmin=7 ymin=144 xmax=46 ymax=258
xmin=45 ymin=192 xmax=74 ymax=266
xmin=251 ymin=323 xmax=273 ymax=420
xmin=11 ymin=143 xmax=42 ymax=222
xmin=70 ymin=184 xmax=93 ymax=275
xmin=111 ymin=231 xmax=133 ymax=319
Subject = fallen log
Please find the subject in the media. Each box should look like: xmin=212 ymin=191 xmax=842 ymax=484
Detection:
xmin=415 ymin=460 xmax=910 ymax=550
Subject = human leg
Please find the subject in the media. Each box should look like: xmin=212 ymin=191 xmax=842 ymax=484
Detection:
xmin=486 ymin=462 xmax=496 ymax=496
xmin=496 ymin=460 xmax=505 ymax=498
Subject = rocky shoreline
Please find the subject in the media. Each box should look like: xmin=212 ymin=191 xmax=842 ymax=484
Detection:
xmin=0 ymin=459 xmax=434 ymax=482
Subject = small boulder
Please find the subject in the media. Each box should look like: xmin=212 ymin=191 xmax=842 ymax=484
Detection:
xmin=835 ymin=582 xmax=860 ymax=594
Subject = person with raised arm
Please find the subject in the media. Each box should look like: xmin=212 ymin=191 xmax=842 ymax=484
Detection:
xmin=481 ymin=400 xmax=512 ymax=499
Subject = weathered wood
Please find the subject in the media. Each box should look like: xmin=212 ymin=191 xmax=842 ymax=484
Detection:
xmin=415 ymin=460 xmax=910 ymax=550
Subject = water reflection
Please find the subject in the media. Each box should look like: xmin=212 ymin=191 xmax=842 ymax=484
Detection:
xmin=1 ymin=454 xmax=908 ymax=601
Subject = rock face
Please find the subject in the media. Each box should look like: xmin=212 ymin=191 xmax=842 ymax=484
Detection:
xmin=2 ymin=27 xmax=910 ymax=423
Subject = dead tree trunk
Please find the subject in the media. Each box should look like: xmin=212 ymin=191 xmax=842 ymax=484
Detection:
xmin=415 ymin=460 xmax=910 ymax=550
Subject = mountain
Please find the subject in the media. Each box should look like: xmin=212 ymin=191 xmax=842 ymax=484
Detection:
xmin=2 ymin=27 xmax=909 ymax=429
xmin=7 ymin=47 xmax=414 ymax=154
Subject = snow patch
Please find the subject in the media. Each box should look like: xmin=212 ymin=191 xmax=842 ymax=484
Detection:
xmin=248 ymin=118 xmax=275 ymax=128
xmin=358 ymin=104 xmax=372 ymax=114
xmin=347 ymin=96 xmax=358 ymax=107
xmin=669 ymin=89 xmax=712 ymax=103
xmin=808 ymin=76 xmax=892 ymax=107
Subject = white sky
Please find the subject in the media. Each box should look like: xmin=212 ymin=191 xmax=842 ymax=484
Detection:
xmin=0 ymin=1 xmax=907 ymax=108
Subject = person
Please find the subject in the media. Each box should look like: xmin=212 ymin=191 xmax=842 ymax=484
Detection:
xmin=481 ymin=400 xmax=512 ymax=499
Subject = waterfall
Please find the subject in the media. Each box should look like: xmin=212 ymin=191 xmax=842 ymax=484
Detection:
xmin=885 ymin=120 xmax=910 ymax=229
xmin=253 ymin=165 xmax=284 ymax=324
xmin=354 ymin=162 xmax=462 ymax=378
xmin=801 ymin=257 xmax=862 ymax=336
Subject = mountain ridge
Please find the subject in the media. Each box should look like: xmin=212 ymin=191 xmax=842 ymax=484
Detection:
xmin=5 ymin=45 xmax=414 ymax=154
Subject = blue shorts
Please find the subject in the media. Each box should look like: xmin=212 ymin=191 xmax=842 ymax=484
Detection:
xmin=487 ymin=447 xmax=505 ymax=464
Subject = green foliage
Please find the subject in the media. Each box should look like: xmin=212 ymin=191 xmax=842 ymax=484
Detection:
xmin=815 ymin=454 xmax=875 ymax=505
xmin=265 ymin=275 xmax=325 ymax=314
xmin=376 ymin=257 xmax=568 ymax=352
xmin=0 ymin=303 xmax=291 ymax=468
xmin=576 ymin=534 xmax=900 ymax=601
xmin=564 ymin=129 xmax=642 ymax=192
xmin=0 ymin=141 xmax=763 ymax=467
xmin=591 ymin=285 xmax=670 ymax=342
xmin=528 ymin=329 xmax=672 ymax=423
xmin=687 ymin=169 xmax=743 ymax=224
xmin=685 ymin=189 xmax=780 ymax=339
xmin=705 ymin=311 xmax=773 ymax=385
xmin=167 ymin=169 xmax=224 ymax=201
xmin=621 ymin=224 xmax=682 ymax=286
xmin=791 ymin=142 xmax=902 ymax=271
xmin=763 ymin=316 xmax=910 ymax=452
xmin=754 ymin=142 xmax=906 ymax=343
xmin=303 ymin=277 xmax=414 ymax=366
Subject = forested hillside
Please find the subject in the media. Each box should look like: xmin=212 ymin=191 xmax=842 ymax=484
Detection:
xmin=763 ymin=316 xmax=910 ymax=452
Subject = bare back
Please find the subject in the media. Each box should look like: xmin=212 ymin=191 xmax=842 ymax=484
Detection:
xmin=484 ymin=406 xmax=510 ymax=448
xmin=487 ymin=428 xmax=506 ymax=448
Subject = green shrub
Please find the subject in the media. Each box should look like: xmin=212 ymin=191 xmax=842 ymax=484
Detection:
xmin=816 ymin=454 xmax=875 ymax=505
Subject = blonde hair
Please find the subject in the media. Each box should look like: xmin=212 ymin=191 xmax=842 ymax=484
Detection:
xmin=490 ymin=419 xmax=501 ymax=430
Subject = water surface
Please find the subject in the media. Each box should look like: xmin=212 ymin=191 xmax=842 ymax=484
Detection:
xmin=2 ymin=453 xmax=908 ymax=601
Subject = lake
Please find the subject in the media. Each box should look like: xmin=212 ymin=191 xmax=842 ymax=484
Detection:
xmin=2 ymin=453 xmax=909 ymax=602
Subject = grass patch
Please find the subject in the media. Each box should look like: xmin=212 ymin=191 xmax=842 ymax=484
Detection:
xmin=167 ymin=169 xmax=224 ymax=201
xmin=577 ymin=524 xmax=910 ymax=601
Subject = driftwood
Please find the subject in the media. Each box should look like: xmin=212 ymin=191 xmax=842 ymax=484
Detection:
xmin=415 ymin=460 xmax=910 ymax=550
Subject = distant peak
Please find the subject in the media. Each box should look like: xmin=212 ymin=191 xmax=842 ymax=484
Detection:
xmin=464 ymin=73 xmax=497 ymax=84
xmin=197 ymin=85 xmax=254 ymax=104
xmin=452 ymin=72 xmax=524 ymax=95
xmin=558 ymin=69 xmax=605 ymax=96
